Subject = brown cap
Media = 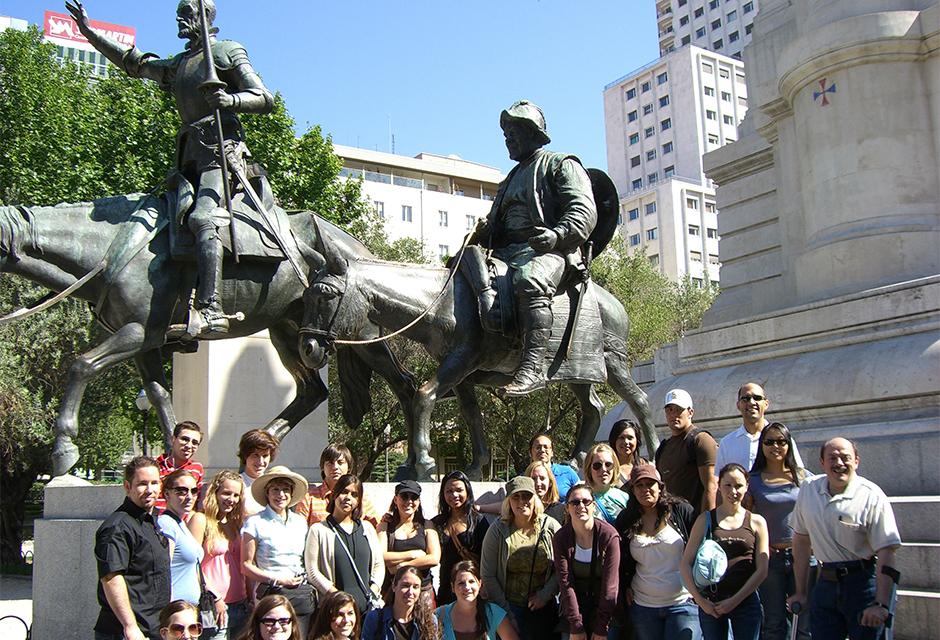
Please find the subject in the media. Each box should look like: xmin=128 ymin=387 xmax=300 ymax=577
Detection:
xmin=629 ymin=464 xmax=663 ymax=486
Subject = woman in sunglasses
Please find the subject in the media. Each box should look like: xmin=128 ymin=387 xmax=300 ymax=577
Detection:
xmin=158 ymin=468 xmax=204 ymax=604
xmin=525 ymin=461 xmax=565 ymax=525
xmin=615 ymin=465 xmax=699 ymax=640
xmin=159 ymin=600 xmax=203 ymax=640
xmin=236 ymin=594 xmax=301 ymax=640
xmin=480 ymin=476 xmax=560 ymax=640
xmin=377 ymin=480 xmax=441 ymax=605
xmin=745 ymin=423 xmax=808 ymax=640
xmin=553 ymin=484 xmax=621 ymax=640
xmin=581 ymin=444 xmax=630 ymax=524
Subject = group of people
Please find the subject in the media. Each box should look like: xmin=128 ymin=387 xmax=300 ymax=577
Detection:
xmin=94 ymin=383 xmax=902 ymax=640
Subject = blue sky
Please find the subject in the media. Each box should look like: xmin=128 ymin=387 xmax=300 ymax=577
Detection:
xmin=4 ymin=1 xmax=660 ymax=173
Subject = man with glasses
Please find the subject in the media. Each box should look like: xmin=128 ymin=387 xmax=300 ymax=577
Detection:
xmin=788 ymin=438 xmax=901 ymax=639
xmin=155 ymin=421 xmax=205 ymax=512
xmin=715 ymin=382 xmax=805 ymax=474
xmin=95 ymin=456 xmax=171 ymax=640
xmin=654 ymin=389 xmax=718 ymax=516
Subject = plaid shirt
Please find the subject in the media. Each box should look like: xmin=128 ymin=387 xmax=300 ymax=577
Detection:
xmin=294 ymin=482 xmax=381 ymax=528
xmin=154 ymin=455 xmax=205 ymax=512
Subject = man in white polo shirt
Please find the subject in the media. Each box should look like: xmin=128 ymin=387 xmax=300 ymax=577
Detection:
xmin=714 ymin=382 xmax=805 ymax=474
xmin=788 ymin=437 xmax=901 ymax=639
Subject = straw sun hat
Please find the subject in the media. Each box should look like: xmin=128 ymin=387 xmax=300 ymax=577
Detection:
xmin=251 ymin=465 xmax=309 ymax=508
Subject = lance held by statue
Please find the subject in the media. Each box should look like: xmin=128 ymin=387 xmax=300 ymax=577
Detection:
xmin=66 ymin=0 xmax=275 ymax=336
xmin=466 ymin=100 xmax=599 ymax=396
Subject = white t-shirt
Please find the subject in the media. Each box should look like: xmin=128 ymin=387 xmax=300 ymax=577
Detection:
xmin=630 ymin=523 xmax=691 ymax=607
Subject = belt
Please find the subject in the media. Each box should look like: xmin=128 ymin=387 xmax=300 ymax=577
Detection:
xmin=818 ymin=559 xmax=874 ymax=581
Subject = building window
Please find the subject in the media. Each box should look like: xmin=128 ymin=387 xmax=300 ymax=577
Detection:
xmin=661 ymin=117 xmax=672 ymax=130
xmin=738 ymin=96 xmax=747 ymax=106
xmin=682 ymin=34 xmax=691 ymax=45
xmin=466 ymin=214 xmax=476 ymax=230
xmin=374 ymin=201 xmax=385 ymax=218
xmin=680 ymin=15 xmax=689 ymax=26
xmin=708 ymin=253 xmax=720 ymax=264
xmin=736 ymin=72 xmax=746 ymax=83
xmin=662 ymin=141 xmax=673 ymax=154
xmin=721 ymin=91 xmax=732 ymax=101
xmin=628 ymin=110 xmax=638 ymax=122
xmin=678 ymin=0 xmax=688 ymax=6
xmin=719 ymin=68 xmax=731 ymax=78
xmin=645 ymin=202 xmax=657 ymax=215
xmin=629 ymin=208 xmax=639 ymax=221
xmin=657 ymin=71 xmax=668 ymax=84
xmin=629 ymin=132 xmax=640 ymax=145
xmin=726 ymin=137 xmax=736 ymax=142
xmin=743 ymin=1 xmax=754 ymax=13
xmin=729 ymin=30 xmax=739 ymax=42
xmin=631 ymin=155 xmax=641 ymax=168
xmin=709 ymin=0 xmax=719 ymax=9
xmin=647 ymin=228 xmax=658 ymax=240
xmin=706 ymin=109 xmax=717 ymax=120
xmin=401 ymin=205 xmax=412 ymax=222
xmin=643 ymin=103 xmax=654 ymax=115
xmin=649 ymin=254 xmax=660 ymax=267
xmin=707 ymin=227 xmax=719 ymax=238
xmin=647 ymin=150 xmax=657 ymax=161
xmin=659 ymin=95 xmax=670 ymax=107
xmin=694 ymin=7 xmax=704 ymax=18
xmin=745 ymin=22 xmax=753 ymax=35
xmin=696 ymin=26 xmax=707 ymax=38
xmin=687 ymin=198 xmax=699 ymax=209
xmin=439 ymin=245 xmax=450 ymax=258
xmin=693 ymin=277 xmax=704 ymax=287
xmin=648 ymin=172 xmax=658 ymax=184
xmin=711 ymin=18 xmax=721 ymax=29
xmin=723 ymin=114 xmax=734 ymax=124
xmin=626 ymin=87 xmax=636 ymax=100
xmin=645 ymin=126 xmax=655 ymax=138
xmin=705 ymin=202 xmax=716 ymax=213
xmin=689 ymin=224 xmax=701 ymax=236
xmin=727 ymin=9 xmax=737 ymax=21
xmin=704 ymin=86 xmax=715 ymax=96
xmin=632 ymin=178 xmax=643 ymax=189
xmin=714 ymin=38 xmax=723 ymax=49
xmin=664 ymin=165 xmax=675 ymax=177
xmin=708 ymin=133 xmax=720 ymax=145
xmin=439 ymin=210 xmax=448 ymax=227
xmin=617 ymin=213 xmax=623 ymax=224
xmin=629 ymin=234 xmax=641 ymax=246
xmin=641 ymin=81 xmax=651 ymax=93
xmin=690 ymin=250 xmax=703 ymax=262
xmin=702 ymin=62 xmax=713 ymax=74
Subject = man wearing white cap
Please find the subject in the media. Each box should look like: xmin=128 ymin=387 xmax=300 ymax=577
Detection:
xmin=654 ymin=389 xmax=718 ymax=516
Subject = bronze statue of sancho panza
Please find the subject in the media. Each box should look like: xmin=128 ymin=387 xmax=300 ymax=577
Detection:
xmin=66 ymin=0 xmax=274 ymax=335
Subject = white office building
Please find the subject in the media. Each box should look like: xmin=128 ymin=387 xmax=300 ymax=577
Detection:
xmin=335 ymin=145 xmax=504 ymax=261
xmin=603 ymin=45 xmax=747 ymax=284
xmin=656 ymin=0 xmax=759 ymax=59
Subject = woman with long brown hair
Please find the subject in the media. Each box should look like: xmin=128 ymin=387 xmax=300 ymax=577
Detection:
xmin=308 ymin=591 xmax=361 ymax=640
xmin=362 ymin=566 xmax=441 ymax=640
xmin=435 ymin=560 xmax=518 ymax=640
xmin=236 ymin=594 xmax=303 ymax=640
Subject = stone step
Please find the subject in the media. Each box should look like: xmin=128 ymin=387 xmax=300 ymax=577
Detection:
xmin=895 ymin=588 xmax=940 ymax=640
xmin=890 ymin=496 xmax=940 ymax=543
xmin=896 ymin=543 xmax=940 ymax=591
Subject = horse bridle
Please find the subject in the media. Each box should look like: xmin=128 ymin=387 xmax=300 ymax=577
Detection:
xmin=297 ymin=274 xmax=348 ymax=352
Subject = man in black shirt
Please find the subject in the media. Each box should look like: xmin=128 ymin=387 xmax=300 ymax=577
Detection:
xmin=94 ymin=456 xmax=171 ymax=640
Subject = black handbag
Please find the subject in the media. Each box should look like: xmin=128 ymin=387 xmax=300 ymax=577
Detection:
xmin=197 ymin=563 xmax=219 ymax=635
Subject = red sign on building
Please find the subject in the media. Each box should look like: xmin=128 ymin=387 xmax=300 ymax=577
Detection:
xmin=43 ymin=10 xmax=135 ymax=47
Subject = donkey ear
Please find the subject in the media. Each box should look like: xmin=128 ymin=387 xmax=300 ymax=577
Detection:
xmin=311 ymin=214 xmax=347 ymax=276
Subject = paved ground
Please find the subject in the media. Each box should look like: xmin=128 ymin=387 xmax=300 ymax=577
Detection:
xmin=0 ymin=575 xmax=32 ymax=639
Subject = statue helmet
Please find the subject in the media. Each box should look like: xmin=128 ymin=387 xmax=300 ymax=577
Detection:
xmin=178 ymin=0 xmax=215 ymax=25
xmin=500 ymin=100 xmax=551 ymax=145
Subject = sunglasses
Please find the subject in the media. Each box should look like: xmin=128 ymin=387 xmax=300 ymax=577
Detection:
xmin=763 ymin=438 xmax=788 ymax=447
xmin=739 ymin=394 xmax=766 ymax=402
xmin=510 ymin=492 xmax=534 ymax=501
xmin=176 ymin=435 xmax=201 ymax=446
xmin=170 ymin=486 xmax=199 ymax=497
xmin=165 ymin=623 xmax=203 ymax=638
xmin=567 ymin=498 xmax=594 ymax=508
xmin=260 ymin=617 xmax=293 ymax=628
xmin=398 ymin=492 xmax=419 ymax=502
xmin=592 ymin=461 xmax=615 ymax=471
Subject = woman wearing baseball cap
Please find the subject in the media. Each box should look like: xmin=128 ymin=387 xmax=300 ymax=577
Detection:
xmin=377 ymin=480 xmax=441 ymax=606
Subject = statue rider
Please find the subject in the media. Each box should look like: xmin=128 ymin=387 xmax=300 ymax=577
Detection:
xmin=66 ymin=0 xmax=274 ymax=335
xmin=468 ymin=101 xmax=597 ymax=396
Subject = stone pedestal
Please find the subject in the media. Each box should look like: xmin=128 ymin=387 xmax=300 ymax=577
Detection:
xmin=172 ymin=331 xmax=328 ymax=479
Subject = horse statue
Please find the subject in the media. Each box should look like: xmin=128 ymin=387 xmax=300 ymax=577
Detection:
xmin=0 ymin=193 xmax=418 ymax=476
xmin=298 ymin=228 xmax=659 ymax=481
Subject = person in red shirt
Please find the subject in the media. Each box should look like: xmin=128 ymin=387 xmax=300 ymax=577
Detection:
xmin=155 ymin=421 xmax=205 ymax=512
xmin=295 ymin=444 xmax=379 ymax=528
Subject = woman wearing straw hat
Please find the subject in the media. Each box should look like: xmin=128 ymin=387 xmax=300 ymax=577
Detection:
xmin=240 ymin=466 xmax=315 ymax=637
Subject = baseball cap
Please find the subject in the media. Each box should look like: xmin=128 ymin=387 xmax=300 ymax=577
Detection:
xmin=394 ymin=479 xmax=422 ymax=496
xmin=505 ymin=476 xmax=536 ymax=497
xmin=629 ymin=464 xmax=663 ymax=486
xmin=664 ymin=388 xmax=693 ymax=410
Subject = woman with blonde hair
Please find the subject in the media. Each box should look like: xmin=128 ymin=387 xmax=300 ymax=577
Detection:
xmin=190 ymin=470 xmax=249 ymax=639
xmin=524 ymin=461 xmax=564 ymax=525
xmin=480 ymin=476 xmax=560 ymax=640
xmin=581 ymin=443 xmax=630 ymax=524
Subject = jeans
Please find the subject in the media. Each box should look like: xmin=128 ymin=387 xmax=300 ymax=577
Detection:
xmin=760 ymin=549 xmax=814 ymax=640
xmin=698 ymin=591 xmax=763 ymax=640
xmin=508 ymin=601 xmax=561 ymax=640
xmin=630 ymin=600 xmax=701 ymax=640
xmin=811 ymin=562 xmax=882 ymax=640
xmin=204 ymin=599 xmax=250 ymax=640
xmin=562 ymin=625 xmax=622 ymax=640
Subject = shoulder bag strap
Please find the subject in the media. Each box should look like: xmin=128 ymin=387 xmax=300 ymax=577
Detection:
xmin=327 ymin=520 xmax=374 ymax=596
xmin=525 ymin=519 xmax=546 ymax=597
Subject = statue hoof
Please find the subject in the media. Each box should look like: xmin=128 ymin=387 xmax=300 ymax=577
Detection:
xmin=414 ymin=459 xmax=436 ymax=482
xmin=465 ymin=464 xmax=484 ymax=481
xmin=393 ymin=464 xmax=417 ymax=481
xmin=52 ymin=440 xmax=80 ymax=477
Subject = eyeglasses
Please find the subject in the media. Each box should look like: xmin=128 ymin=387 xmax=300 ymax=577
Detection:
xmin=165 ymin=623 xmax=203 ymax=638
xmin=170 ymin=486 xmax=199 ymax=497
xmin=268 ymin=485 xmax=293 ymax=495
xmin=398 ymin=492 xmax=419 ymax=502
xmin=592 ymin=461 xmax=615 ymax=471
xmin=738 ymin=394 xmax=766 ymax=402
xmin=763 ymin=438 xmax=788 ymax=447
xmin=567 ymin=498 xmax=594 ymax=508
xmin=176 ymin=435 xmax=201 ymax=446
xmin=260 ymin=617 xmax=293 ymax=628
